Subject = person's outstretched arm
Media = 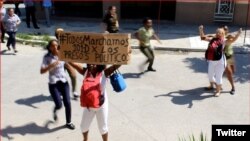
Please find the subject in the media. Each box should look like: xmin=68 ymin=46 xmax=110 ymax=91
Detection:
xmin=199 ymin=25 xmax=212 ymax=42
xmin=226 ymin=28 xmax=242 ymax=44
xmin=68 ymin=62 xmax=86 ymax=75
xmin=104 ymin=65 xmax=121 ymax=77
xmin=153 ymin=33 xmax=162 ymax=44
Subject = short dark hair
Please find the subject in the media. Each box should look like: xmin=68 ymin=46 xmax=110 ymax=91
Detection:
xmin=143 ymin=17 xmax=152 ymax=25
xmin=46 ymin=39 xmax=58 ymax=55
xmin=7 ymin=8 xmax=14 ymax=12
xmin=108 ymin=6 xmax=115 ymax=11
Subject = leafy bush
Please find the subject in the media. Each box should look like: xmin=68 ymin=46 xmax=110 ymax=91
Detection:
xmin=178 ymin=132 xmax=209 ymax=141
xmin=16 ymin=33 xmax=33 ymax=40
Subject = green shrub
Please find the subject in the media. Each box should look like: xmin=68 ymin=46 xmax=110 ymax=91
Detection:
xmin=16 ymin=33 xmax=33 ymax=40
xmin=178 ymin=132 xmax=209 ymax=141
xmin=42 ymin=35 xmax=51 ymax=42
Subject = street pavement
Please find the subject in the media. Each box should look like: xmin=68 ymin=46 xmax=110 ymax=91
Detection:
xmin=1 ymin=43 xmax=249 ymax=141
xmin=1 ymin=3 xmax=250 ymax=141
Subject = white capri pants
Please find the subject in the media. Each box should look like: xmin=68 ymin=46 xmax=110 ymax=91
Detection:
xmin=80 ymin=101 xmax=108 ymax=135
xmin=208 ymin=55 xmax=227 ymax=85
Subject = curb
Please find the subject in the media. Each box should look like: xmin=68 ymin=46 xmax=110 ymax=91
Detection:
xmin=4 ymin=35 xmax=250 ymax=54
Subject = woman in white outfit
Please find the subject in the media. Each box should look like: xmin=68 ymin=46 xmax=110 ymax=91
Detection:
xmin=199 ymin=25 xmax=227 ymax=97
xmin=69 ymin=63 xmax=121 ymax=141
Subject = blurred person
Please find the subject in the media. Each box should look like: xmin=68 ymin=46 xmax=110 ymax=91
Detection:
xmin=0 ymin=0 xmax=6 ymax=43
xmin=43 ymin=0 xmax=51 ymax=27
xmin=24 ymin=0 xmax=39 ymax=29
xmin=2 ymin=8 xmax=21 ymax=53
xmin=69 ymin=63 xmax=122 ymax=141
xmin=199 ymin=25 xmax=227 ymax=97
xmin=40 ymin=39 xmax=75 ymax=130
xmin=223 ymin=26 xmax=242 ymax=94
xmin=102 ymin=5 xmax=119 ymax=33
xmin=134 ymin=17 xmax=161 ymax=72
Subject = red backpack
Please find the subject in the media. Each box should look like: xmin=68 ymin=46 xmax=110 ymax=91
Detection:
xmin=205 ymin=38 xmax=224 ymax=61
xmin=80 ymin=71 xmax=104 ymax=108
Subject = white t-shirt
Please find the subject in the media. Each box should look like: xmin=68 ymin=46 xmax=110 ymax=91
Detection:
xmin=0 ymin=7 xmax=6 ymax=20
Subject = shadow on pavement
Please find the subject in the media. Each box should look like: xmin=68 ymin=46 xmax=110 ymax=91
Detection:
xmin=234 ymin=54 xmax=250 ymax=83
xmin=15 ymin=94 xmax=52 ymax=109
xmin=155 ymin=87 xmax=215 ymax=108
xmin=183 ymin=54 xmax=250 ymax=83
xmin=183 ymin=57 xmax=208 ymax=73
xmin=1 ymin=120 xmax=65 ymax=140
xmin=122 ymin=72 xmax=145 ymax=79
xmin=0 ymin=49 xmax=16 ymax=55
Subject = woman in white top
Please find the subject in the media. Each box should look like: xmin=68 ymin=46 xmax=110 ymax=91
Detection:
xmin=2 ymin=8 xmax=21 ymax=53
xmin=0 ymin=1 xmax=6 ymax=43
xmin=199 ymin=25 xmax=227 ymax=97
xmin=40 ymin=40 xmax=75 ymax=130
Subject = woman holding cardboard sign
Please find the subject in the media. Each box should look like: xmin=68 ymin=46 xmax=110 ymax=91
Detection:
xmin=69 ymin=62 xmax=121 ymax=141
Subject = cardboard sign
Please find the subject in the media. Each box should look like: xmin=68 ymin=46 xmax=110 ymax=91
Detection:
xmin=58 ymin=32 xmax=131 ymax=65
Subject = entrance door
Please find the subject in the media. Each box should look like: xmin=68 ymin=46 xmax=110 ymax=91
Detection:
xmin=121 ymin=1 xmax=176 ymax=21
xmin=54 ymin=2 xmax=103 ymax=18
xmin=214 ymin=0 xmax=235 ymax=22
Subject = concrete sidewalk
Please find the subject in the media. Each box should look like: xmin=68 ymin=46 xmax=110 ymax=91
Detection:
xmin=3 ymin=15 xmax=250 ymax=53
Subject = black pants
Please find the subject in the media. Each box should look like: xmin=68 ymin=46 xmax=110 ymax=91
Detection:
xmin=6 ymin=32 xmax=16 ymax=49
xmin=0 ymin=22 xmax=5 ymax=42
xmin=25 ymin=6 xmax=38 ymax=27
xmin=140 ymin=46 xmax=155 ymax=69
xmin=49 ymin=81 xmax=71 ymax=124
xmin=15 ymin=2 xmax=21 ymax=16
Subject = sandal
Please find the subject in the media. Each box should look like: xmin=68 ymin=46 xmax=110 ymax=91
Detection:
xmin=214 ymin=92 xmax=221 ymax=97
xmin=204 ymin=86 xmax=214 ymax=91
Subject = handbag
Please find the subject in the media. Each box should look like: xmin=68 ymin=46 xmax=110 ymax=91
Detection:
xmin=110 ymin=70 xmax=127 ymax=92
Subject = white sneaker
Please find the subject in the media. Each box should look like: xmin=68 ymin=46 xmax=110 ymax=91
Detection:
xmin=73 ymin=92 xmax=79 ymax=98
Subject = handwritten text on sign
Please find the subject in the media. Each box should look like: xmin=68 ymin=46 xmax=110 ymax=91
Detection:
xmin=58 ymin=32 xmax=131 ymax=65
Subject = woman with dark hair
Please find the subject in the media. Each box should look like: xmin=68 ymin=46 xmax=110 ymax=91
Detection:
xmin=40 ymin=40 xmax=75 ymax=130
xmin=69 ymin=62 xmax=122 ymax=141
xmin=102 ymin=5 xmax=119 ymax=33
xmin=134 ymin=17 xmax=161 ymax=72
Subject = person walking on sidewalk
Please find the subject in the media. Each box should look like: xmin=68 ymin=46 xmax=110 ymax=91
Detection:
xmin=43 ymin=0 xmax=52 ymax=27
xmin=102 ymin=5 xmax=119 ymax=33
xmin=40 ymin=39 xmax=75 ymax=130
xmin=134 ymin=17 xmax=161 ymax=72
xmin=223 ymin=26 xmax=242 ymax=95
xmin=2 ymin=8 xmax=21 ymax=53
xmin=55 ymin=28 xmax=79 ymax=99
xmin=199 ymin=25 xmax=227 ymax=97
xmin=0 ymin=1 xmax=6 ymax=43
xmin=24 ymin=0 xmax=40 ymax=29
xmin=69 ymin=63 xmax=122 ymax=141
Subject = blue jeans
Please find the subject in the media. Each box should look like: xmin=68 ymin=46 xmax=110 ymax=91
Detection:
xmin=49 ymin=81 xmax=71 ymax=124
xmin=44 ymin=7 xmax=51 ymax=26
xmin=6 ymin=32 xmax=16 ymax=49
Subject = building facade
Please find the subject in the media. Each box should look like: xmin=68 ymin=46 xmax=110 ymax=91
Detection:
xmin=36 ymin=0 xmax=249 ymax=26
